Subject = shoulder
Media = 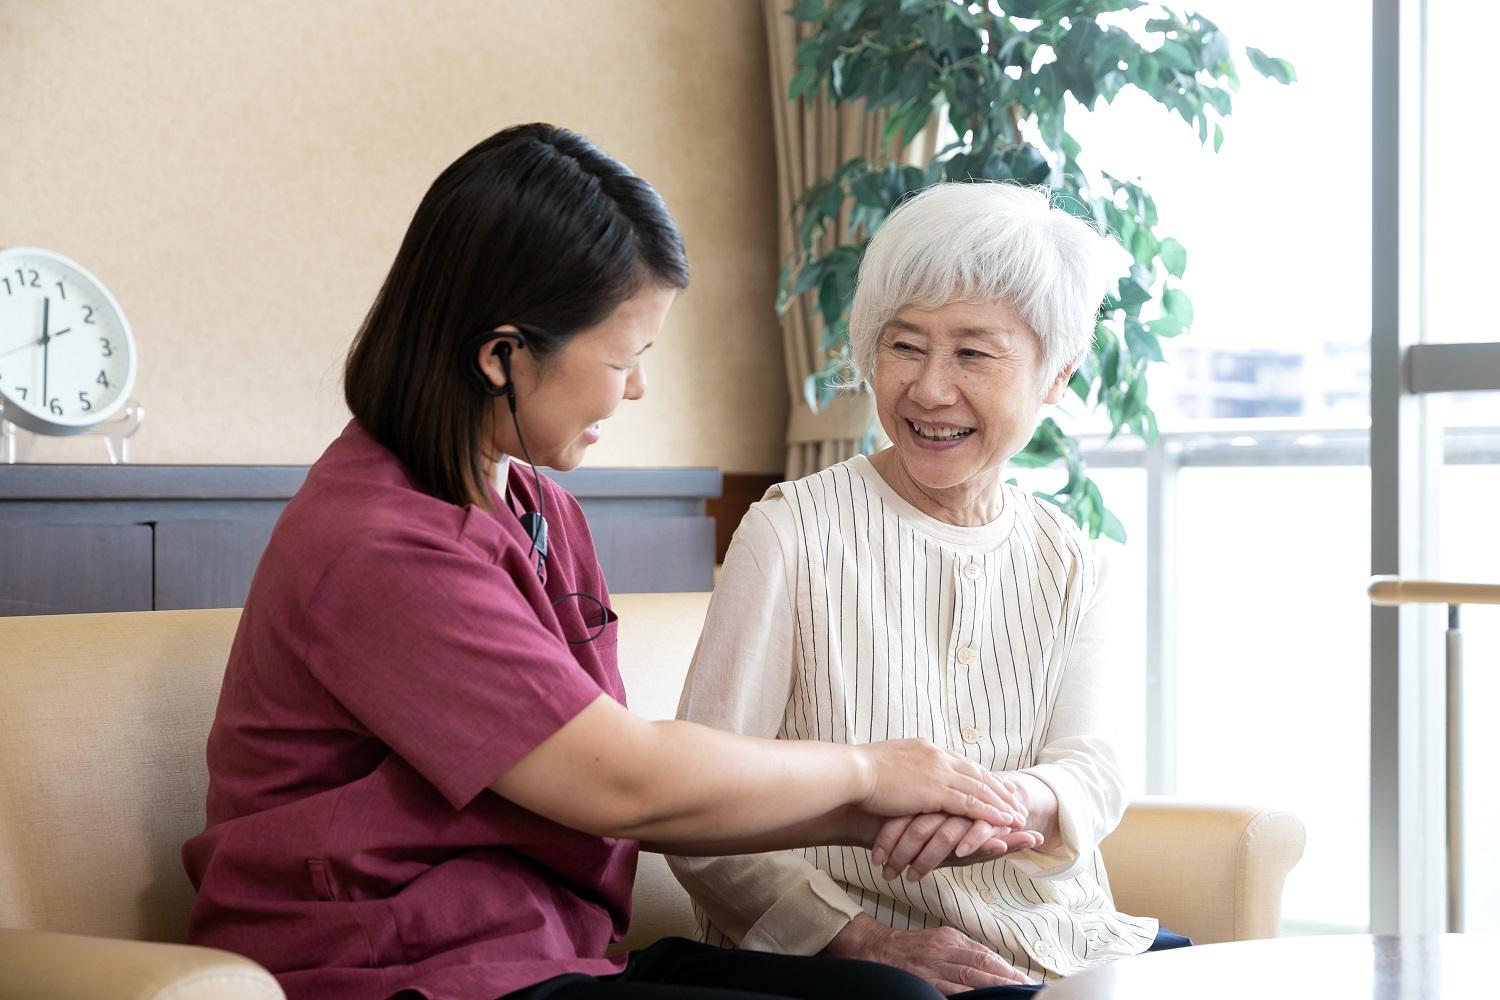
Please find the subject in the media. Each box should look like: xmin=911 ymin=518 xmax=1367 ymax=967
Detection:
xmin=266 ymin=427 xmax=512 ymax=597
xmin=758 ymin=458 xmax=869 ymax=529
xmin=724 ymin=459 xmax=859 ymax=570
xmin=1010 ymin=487 xmax=1100 ymax=588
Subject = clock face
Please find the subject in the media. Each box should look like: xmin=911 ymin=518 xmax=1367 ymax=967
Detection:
xmin=0 ymin=247 xmax=137 ymax=435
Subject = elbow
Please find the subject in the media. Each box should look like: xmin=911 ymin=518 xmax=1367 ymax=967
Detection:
xmin=579 ymin=721 xmax=685 ymax=839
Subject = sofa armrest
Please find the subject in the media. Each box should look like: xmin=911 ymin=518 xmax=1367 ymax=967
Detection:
xmin=0 ymin=928 xmax=283 ymax=1000
xmin=1100 ymin=798 xmax=1306 ymax=945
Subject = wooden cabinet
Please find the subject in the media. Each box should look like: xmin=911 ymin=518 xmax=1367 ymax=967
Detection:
xmin=0 ymin=465 xmax=719 ymax=616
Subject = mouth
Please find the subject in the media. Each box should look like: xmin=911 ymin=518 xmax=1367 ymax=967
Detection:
xmin=905 ymin=418 xmax=976 ymax=447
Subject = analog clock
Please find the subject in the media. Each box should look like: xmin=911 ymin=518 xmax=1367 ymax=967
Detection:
xmin=0 ymin=247 xmax=137 ymax=436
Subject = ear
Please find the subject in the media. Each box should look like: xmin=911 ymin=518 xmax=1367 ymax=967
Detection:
xmin=474 ymin=326 xmax=523 ymax=394
xmin=1042 ymin=354 xmax=1082 ymax=405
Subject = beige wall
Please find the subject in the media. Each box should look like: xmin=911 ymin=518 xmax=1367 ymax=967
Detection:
xmin=0 ymin=0 xmax=787 ymax=472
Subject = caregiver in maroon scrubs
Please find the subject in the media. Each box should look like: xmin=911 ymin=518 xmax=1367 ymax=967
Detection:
xmin=182 ymin=124 xmax=1029 ymax=1000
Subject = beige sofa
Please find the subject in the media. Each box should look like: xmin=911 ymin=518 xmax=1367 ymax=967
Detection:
xmin=0 ymin=594 xmax=1305 ymax=999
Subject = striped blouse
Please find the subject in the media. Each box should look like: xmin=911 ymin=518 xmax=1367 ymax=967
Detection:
xmin=667 ymin=454 xmax=1157 ymax=982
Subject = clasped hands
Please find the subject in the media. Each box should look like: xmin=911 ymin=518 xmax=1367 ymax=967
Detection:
xmin=869 ymin=770 xmax=1042 ymax=884
xmin=835 ymin=759 xmax=1044 ymax=994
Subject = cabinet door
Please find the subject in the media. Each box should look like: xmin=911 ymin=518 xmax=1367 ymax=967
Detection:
xmin=153 ymin=517 xmax=280 ymax=610
xmin=0 ymin=523 xmax=154 ymax=616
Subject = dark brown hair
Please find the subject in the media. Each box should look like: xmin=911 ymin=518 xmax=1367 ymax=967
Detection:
xmin=344 ymin=123 xmax=688 ymax=510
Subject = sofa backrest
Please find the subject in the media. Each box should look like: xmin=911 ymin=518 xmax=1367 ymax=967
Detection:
xmin=0 ymin=592 xmax=709 ymax=946
xmin=0 ymin=608 xmax=239 ymax=943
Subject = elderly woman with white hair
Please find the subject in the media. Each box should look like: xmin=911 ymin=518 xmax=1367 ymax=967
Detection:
xmin=667 ymin=182 xmax=1187 ymax=996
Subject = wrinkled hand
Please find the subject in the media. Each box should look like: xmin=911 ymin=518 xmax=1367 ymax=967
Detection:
xmin=856 ymin=740 xmax=1027 ymax=830
xmin=825 ymin=914 xmax=1032 ymax=995
xmin=871 ymin=813 xmax=1044 ymax=883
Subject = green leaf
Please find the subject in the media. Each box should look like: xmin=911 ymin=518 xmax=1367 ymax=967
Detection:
xmin=1129 ymin=227 xmax=1157 ymax=267
xmin=1100 ymin=508 xmax=1127 ymax=543
xmin=1116 ymin=274 xmax=1152 ymax=312
xmin=1213 ymin=122 xmax=1224 ymax=153
xmin=1068 ymin=368 xmax=1091 ymax=402
xmin=817 ymin=272 xmax=844 ymax=329
xmin=1158 ymin=237 xmax=1187 ymax=278
xmin=792 ymin=259 xmax=825 ymax=296
xmin=788 ymin=68 xmax=816 ymax=102
xmin=1145 ymin=316 xmax=1184 ymax=338
xmin=1246 ymin=47 xmax=1297 ymax=85
xmin=1124 ymin=318 xmax=1163 ymax=362
xmin=1162 ymin=287 xmax=1194 ymax=327
xmin=787 ymin=0 xmax=825 ymax=22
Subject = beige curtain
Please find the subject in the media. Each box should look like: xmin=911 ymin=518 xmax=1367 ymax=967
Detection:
xmin=763 ymin=0 xmax=935 ymax=480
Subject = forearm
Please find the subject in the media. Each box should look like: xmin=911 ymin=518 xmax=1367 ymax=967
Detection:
xmin=643 ymin=805 xmax=879 ymax=857
xmin=609 ymin=719 xmax=873 ymax=843
xmin=492 ymin=699 xmax=876 ymax=843
xmin=823 ymin=912 xmax=885 ymax=958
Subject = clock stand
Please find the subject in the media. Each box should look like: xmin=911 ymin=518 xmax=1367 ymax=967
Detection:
xmin=1 ymin=397 xmax=144 ymax=464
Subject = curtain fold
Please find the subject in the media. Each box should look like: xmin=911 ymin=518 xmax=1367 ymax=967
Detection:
xmin=762 ymin=1 xmax=933 ymax=480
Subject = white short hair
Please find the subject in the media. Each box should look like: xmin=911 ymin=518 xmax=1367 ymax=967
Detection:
xmin=848 ymin=182 xmax=1113 ymax=385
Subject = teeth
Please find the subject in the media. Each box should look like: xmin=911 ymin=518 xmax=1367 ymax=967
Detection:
xmin=910 ymin=421 xmax=974 ymax=441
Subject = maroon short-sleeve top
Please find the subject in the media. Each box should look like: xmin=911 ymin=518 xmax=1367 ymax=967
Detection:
xmin=182 ymin=421 xmax=634 ymax=999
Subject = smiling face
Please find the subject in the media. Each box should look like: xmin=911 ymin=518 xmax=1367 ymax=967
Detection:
xmin=482 ymin=284 xmax=675 ymax=472
xmin=870 ymin=298 xmax=1075 ymax=518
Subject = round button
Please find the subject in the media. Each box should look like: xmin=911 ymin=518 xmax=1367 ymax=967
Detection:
xmin=979 ymin=888 xmax=999 ymax=904
xmin=1033 ymin=940 xmax=1052 ymax=957
xmin=961 ymin=727 xmax=981 ymax=744
xmin=963 ymin=562 xmax=982 ymax=580
xmin=956 ymin=646 xmax=976 ymax=665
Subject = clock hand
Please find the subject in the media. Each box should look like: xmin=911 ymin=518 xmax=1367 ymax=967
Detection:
xmin=0 ymin=339 xmax=42 ymax=361
xmin=0 ymin=326 xmax=70 ymax=363
xmin=41 ymin=297 xmax=50 ymax=410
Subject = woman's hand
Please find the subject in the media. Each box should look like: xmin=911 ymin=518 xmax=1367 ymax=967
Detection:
xmin=824 ymin=914 xmax=1032 ymax=995
xmin=998 ymin=769 xmax=1061 ymax=851
xmin=870 ymin=813 xmax=1043 ymax=882
xmin=855 ymin=740 xmax=1027 ymax=830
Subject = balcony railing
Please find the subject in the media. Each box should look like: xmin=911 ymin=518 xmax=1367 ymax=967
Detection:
xmin=1011 ymin=419 xmax=1500 ymax=933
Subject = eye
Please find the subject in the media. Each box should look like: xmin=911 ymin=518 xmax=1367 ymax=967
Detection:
xmin=957 ymin=348 xmax=991 ymax=360
xmin=887 ymin=340 xmax=921 ymax=354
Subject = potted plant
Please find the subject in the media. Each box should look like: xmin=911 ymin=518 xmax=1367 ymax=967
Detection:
xmin=780 ymin=0 xmax=1294 ymax=538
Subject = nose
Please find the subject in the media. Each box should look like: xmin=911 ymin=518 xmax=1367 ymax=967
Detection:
xmin=908 ymin=354 xmax=958 ymax=409
xmin=625 ymin=361 xmax=647 ymax=401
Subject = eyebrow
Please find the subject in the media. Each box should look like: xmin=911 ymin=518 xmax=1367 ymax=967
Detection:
xmin=884 ymin=317 xmax=1022 ymax=341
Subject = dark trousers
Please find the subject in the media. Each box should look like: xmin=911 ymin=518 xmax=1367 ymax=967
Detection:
xmin=506 ymin=929 xmax=1192 ymax=1000
xmin=504 ymin=937 xmax=941 ymax=999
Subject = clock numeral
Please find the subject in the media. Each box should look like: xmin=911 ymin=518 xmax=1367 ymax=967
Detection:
xmin=55 ymin=280 xmax=67 ymax=301
xmin=96 ymin=370 xmax=110 ymax=388
xmin=77 ymin=391 xmax=92 ymax=412
xmin=14 ymin=386 xmax=26 ymax=400
xmin=14 ymin=268 xmax=39 ymax=289
xmin=83 ymin=305 xmax=96 ymax=325
xmin=1 ymin=277 xmax=9 ymax=295
xmin=48 ymin=398 xmax=63 ymax=416
xmin=99 ymin=337 xmax=112 ymax=357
